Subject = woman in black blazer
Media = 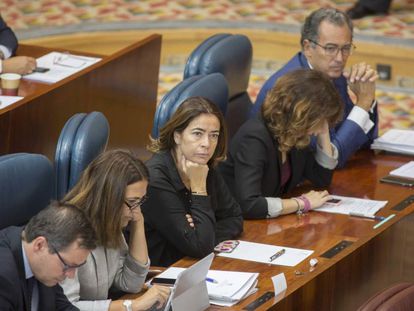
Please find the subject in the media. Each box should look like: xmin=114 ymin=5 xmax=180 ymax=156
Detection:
xmin=143 ymin=97 xmax=243 ymax=266
xmin=220 ymin=69 xmax=343 ymax=219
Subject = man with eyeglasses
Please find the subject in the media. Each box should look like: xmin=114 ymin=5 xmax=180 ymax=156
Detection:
xmin=0 ymin=202 xmax=96 ymax=310
xmin=253 ymin=8 xmax=378 ymax=168
xmin=0 ymin=15 xmax=37 ymax=74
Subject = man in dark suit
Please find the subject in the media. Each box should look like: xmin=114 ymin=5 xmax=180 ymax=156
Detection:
xmin=0 ymin=202 xmax=96 ymax=310
xmin=0 ymin=15 xmax=36 ymax=74
xmin=347 ymin=0 xmax=392 ymax=19
xmin=252 ymin=8 xmax=378 ymax=168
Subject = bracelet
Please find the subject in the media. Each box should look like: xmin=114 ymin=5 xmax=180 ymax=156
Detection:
xmin=298 ymin=195 xmax=311 ymax=213
xmin=292 ymin=198 xmax=303 ymax=215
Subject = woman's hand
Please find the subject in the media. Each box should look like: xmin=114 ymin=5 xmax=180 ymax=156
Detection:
xmin=132 ymin=285 xmax=171 ymax=311
xmin=316 ymin=120 xmax=334 ymax=157
xmin=127 ymin=206 xmax=144 ymax=224
xmin=186 ymin=214 xmax=195 ymax=228
xmin=302 ymin=190 xmax=330 ymax=210
xmin=179 ymin=155 xmax=208 ymax=193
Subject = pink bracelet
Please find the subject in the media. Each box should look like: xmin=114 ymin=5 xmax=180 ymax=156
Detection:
xmin=298 ymin=195 xmax=311 ymax=213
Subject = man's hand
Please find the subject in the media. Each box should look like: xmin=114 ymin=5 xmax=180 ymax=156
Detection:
xmin=2 ymin=56 xmax=36 ymax=75
xmin=343 ymin=62 xmax=378 ymax=111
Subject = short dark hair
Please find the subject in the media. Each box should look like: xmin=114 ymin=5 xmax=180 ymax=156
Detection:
xmin=300 ymin=8 xmax=353 ymax=49
xmin=148 ymin=96 xmax=227 ymax=166
xmin=23 ymin=201 xmax=96 ymax=253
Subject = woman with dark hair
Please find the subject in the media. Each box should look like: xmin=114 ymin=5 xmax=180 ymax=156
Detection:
xmin=60 ymin=149 xmax=170 ymax=311
xmin=143 ymin=97 xmax=243 ymax=267
xmin=220 ymin=69 xmax=343 ymax=219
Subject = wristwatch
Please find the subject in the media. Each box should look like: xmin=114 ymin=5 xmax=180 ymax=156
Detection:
xmin=122 ymin=300 xmax=133 ymax=311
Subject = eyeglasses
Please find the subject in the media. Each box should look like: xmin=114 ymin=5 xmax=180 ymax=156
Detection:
xmin=308 ymin=39 xmax=355 ymax=57
xmin=50 ymin=245 xmax=86 ymax=272
xmin=124 ymin=195 xmax=149 ymax=211
xmin=53 ymin=52 xmax=90 ymax=68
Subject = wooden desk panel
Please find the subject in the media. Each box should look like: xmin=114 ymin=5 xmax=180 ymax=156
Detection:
xmin=0 ymin=35 xmax=161 ymax=160
xmin=174 ymin=151 xmax=414 ymax=310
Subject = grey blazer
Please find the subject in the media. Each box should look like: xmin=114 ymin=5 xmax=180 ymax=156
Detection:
xmin=61 ymin=237 xmax=149 ymax=311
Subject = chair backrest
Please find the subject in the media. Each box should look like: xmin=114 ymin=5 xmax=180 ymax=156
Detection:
xmin=357 ymin=282 xmax=414 ymax=311
xmin=0 ymin=153 xmax=54 ymax=229
xmin=184 ymin=33 xmax=253 ymax=138
xmin=55 ymin=111 xmax=110 ymax=199
xmin=151 ymin=73 xmax=228 ymax=138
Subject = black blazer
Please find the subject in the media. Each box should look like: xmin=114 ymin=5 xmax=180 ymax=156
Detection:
xmin=0 ymin=15 xmax=18 ymax=56
xmin=0 ymin=226 xmax=78 ymax=311
xmin=219 ymin=117 xmax=333 ymax=219
xmin=142 ymin=151 xmax=243 ymax=267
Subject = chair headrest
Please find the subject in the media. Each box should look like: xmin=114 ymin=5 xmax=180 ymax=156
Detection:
xmin=69 ymin=111 xmax=110 ymax=189
xmin=184 ymin=34 xmax=252 ymax=98
xmin=152 ymin=73 xmax=229 ymax=138
xmin=0 ymin=153 xmax=54 ymax=229
xmin=54 ymin=113 xmax=87 ymax=200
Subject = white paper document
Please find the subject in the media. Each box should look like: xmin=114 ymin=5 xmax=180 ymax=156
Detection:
xmin=0 ymin=95 xmax=24 ymax=109
xmin=390 ymin=161 xmax=414 ymax=179
xmin=316 ymin=195 xmax=387 ymax=216
xmin=207 ymin=270 xmax=258 ymax=307
xmin=23 ymin=52 xmax=101 ymax=84
xmin=152 ymin=267 xmax=259 ymax=307
xmin=217 ymin=240 xmax=313 ymax=267
xmin=371 ymin=129 xmax=414 ymax=155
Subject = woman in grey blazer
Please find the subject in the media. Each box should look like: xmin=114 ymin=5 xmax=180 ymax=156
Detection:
xmin=60 ymin=149 xmax=170 ymax=311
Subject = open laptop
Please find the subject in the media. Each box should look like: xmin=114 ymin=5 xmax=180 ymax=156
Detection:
xmin=151 ymin=253 xmax=214 ymax=311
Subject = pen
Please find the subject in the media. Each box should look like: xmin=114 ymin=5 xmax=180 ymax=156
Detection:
xmin=205 ymin=277 xmax=219 ymax=284
xmin=269 ymin=248 xmax=286 ymax=262
xmin=349 ymin=212 xmax=385 ymax=221
xmin=373 ymin=214 xmax=396 ymax=229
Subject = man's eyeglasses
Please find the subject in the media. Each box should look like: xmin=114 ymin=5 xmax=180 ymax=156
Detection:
xmin=124 ymin=195 xmax=149 ymax=211
xmin=53 ymin=52 xmax=90 ymax=68
xmin=50 ymin=245 xmax=86 ymax=273
xmin=308 ymin=39 xmax=355 ymax=57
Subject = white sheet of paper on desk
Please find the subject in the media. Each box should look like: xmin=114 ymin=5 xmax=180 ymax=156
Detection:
xmin=316 ymin=195 xmax=387 ymax=216
xmin=0 ymin=95 xmax=24 ymax=109
xmin=217 ymin=240 xmax=313 ymax=267
xmin=23 ymin=52 xmax=101 ymax=84
xmin=371 ymin=129 xmax=414 ymax=155
xmin=390 ymin=161 xmax=414 ymax=179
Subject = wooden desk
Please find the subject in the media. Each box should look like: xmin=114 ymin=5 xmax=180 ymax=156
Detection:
xmin=0 ymin=34 xmax=161 ymax=160
xmin=175 ymin=151 xmax=414 ymax=310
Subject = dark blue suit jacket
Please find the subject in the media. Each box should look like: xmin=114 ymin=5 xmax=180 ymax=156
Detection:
xmin=0 ymin=226 xmax=78 ymax=311
xmin=0 ymin=15 xmax=18 ymax=56
xmin=251 ymin=52 xmax=378 ymax=168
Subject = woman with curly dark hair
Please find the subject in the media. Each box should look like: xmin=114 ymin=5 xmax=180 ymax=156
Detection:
xmin=220 ymin=69 xmax=343 ymax=219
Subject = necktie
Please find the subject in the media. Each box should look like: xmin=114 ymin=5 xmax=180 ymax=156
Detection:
xmin=27 ymin=277 xmax=35 ymax=311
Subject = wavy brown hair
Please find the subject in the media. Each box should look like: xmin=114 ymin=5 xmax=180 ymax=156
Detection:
xmin=262 ymin=69 xmax=343 ymax=152
xmin=63 ymin=149 xmax=149 ymax=249
xmin=148 ymin=96 xmax=227 ymax=166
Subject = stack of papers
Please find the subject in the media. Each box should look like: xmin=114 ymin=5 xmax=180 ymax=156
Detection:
xmin=317 ymin=195 xmax=387 ymax=216
xmin=207 ymin=270 xmax=258 ymax=307
xmin=151 ymin=267 xmax=259 ymax=307
xmin=371 ymin=129 xmax=414 ymax=155
xmin=23 ymin=52 xmax=101 ymax=84
xmin=390 ymin=161 xmax=414 ymax=179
